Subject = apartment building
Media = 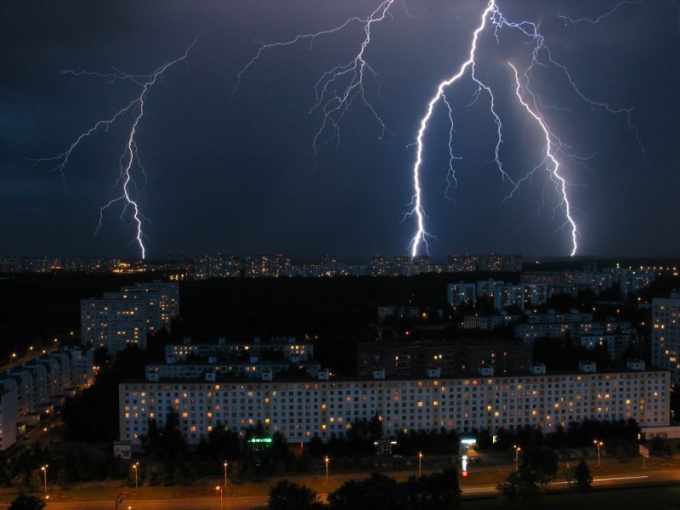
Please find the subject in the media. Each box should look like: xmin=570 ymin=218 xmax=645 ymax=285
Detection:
xmin=0 ymin=347 xmax=94 ymax=451
xmin=652 ymin=293 xmax=680 ymax=384
xmin=447 ymin=280 xmax=548 ymax=311
xmin=0 ymin=387 xmax=17 ymax=451
xmin=447 ymin=283 xmax=477 ymax=308
xmin=462 ymin=314 xmax=520 ymax=330
xmin=146 ymin=360 xmax=324 ymax=382
xmin=119 ymin=361 xmax=669 ymax=447
xmin=81 ymin=297 xmax=148 ymax=352
xmin=477 ymin=254 xmax=522 ymax=272
xmin=165 ymin=337 xmax=314 ymax=364
xmin=132 ymin=282 xmax=179 ymax=324
xmin=515 ymin=310 xmax=594 ymax=343
xmin=446 ymin=255 xmax=478 ymax=273
xmin=520 ymin=268 xmax=654 ymax=298
xmin=566 ymin=318 xmax=635 ymax=360
xmin=82 ymin=281 xmax=179 ymax=354
xmin=356 ymin=340 xmax=532 ymax=378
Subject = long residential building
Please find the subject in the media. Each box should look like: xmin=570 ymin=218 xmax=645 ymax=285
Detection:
xmin=119 ymin=360 xmax=669 ymax=447
xmin=165 ymin=336 xmax=313 ymax=364
xmin=447 ymin=280 xmax=548 ymax=311
xmin=0 ymin=347 xmax=94 ymax=451
xmin=356 ymin=340 xmax=532 ymax=379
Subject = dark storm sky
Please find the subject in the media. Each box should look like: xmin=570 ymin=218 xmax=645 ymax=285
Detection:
xmin=1 ymin=0 xmax=679 ymax=261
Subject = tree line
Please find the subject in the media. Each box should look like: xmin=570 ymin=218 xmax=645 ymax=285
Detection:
xmin=269 ymin=469 xmax=461 ymax=510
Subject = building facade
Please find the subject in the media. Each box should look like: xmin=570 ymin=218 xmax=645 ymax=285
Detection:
xmin=119 ymin=362 xmax=669 ymax=447
xmin=0 ymin=347 xmax=94 ymax=451
xmin=81 ymin=297 xmax=148 ymax=352
xmin=652 ymin=293 xmax=680 ymax=384
xmin=447 ymin=280 xmax=548 ymax=311
xmin=82 ymin=281 xmax=179 ymax=354
xmin=356 ymin=340 xmax=532 ymax=379
xmin=0 ymin=387 xmax=18 ymax=451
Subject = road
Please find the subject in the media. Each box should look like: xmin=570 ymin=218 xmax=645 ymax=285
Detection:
xmin=0 ymin=495 xmax=268 ymax=510
xmin=460 ymin=468 xmax=680 ymax=497
xmin=1 ymin=468 xmax=678 ymax=510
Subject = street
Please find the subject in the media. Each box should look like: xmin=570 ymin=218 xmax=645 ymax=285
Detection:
xmin=1 ymin=466 xmax=679 ymax=510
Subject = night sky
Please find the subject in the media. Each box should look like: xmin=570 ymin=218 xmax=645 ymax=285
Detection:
xmin=2 ymin=0 xmax=679 ymax=261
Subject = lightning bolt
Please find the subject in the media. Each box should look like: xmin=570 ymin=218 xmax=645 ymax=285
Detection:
xmin=508 ymin=62 xmax=577 ymax=256
xmin=34 ymin=39 xmax=197 ymax=259
xmin=407 ymin=0 xmax=643 ymax=259
xmin=232 ymin=1 xmax=643 ymax=259
xmin=233 ymin=1 xmax=396 ymax=166
xmin=558 ymin=0 xmax=645 ymax=25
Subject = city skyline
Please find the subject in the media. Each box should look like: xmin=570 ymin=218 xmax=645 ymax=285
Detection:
xmin=2 ymin=1 xmax=679 ymax=261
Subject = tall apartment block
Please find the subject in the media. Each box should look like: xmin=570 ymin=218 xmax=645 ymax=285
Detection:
xmin=652 ymin=292 xmax=680 ymax=384
xmin=81 ymin=281 xmax=179 ymax=354
xmin=125 ymin=281 xmax=179 ymax=328
xmin=81 ymin=297 xmax=148 ymax=352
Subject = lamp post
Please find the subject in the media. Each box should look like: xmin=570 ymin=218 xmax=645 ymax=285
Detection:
xmin=514 ymin=445 xmax=521 ymax=472
xmin=594 ymin=440 xmax=604 ymax=466
xmin=40 ymin=465 xmax=48 ymax=500
xmin=132 ymin=462 xmax=139 ymax=489
xmin=223 ymin=460 xmax=228 ymax=491
xmin=324 ymin=456 xmax=330 ymax=491
xmin=418 ymin=452 xmax=423 ymax=477
xmin=216 ymin=486 xmax=223 ymax=510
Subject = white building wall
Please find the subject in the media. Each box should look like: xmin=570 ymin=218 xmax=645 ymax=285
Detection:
xmin=24 ymin=363 xmax=49 ymax=405
xmin=10 ymin=371 xmax=35 ymax=418
xmin=652 ymin=295 xmax=680 ymax=384
xmin=50 ymin=352 xmax=72 ymax=392
xmin=446 ymin=283 xmax=476 ymax=308
xmin=0 ymin=387 xmax=18 ymax=451
xmin=130 ymin=281 xmax=180 ymax=327
xmin=69 ymin=348 xmax=95 ymax=387
xmin=120 ymin=369 xmax=670 ymax=446
xmin=81 ymin=298 xmax=148 ymax=353
xmin=2 ymin=348 xmax=94 ymax=421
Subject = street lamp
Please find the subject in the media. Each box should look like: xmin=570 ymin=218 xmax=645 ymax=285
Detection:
xmin=594 ymin=440 xmax=604 ymax=466
xmin=223 ymin=460 xmax=228 ymax=491
xmin=216 ymin=485 xmax=223 ymax=510
xmin=40 ymin=464 xmax=48 ymax=499
xmin=418 ymin=452 xmax=423 ymax=477
xmin=132 ymin=462 xmax=139 ymax=489
xmin=513 ymin=445 xmax=521 ymax=472
xmin=324 ymin=456 xmax=330 ymax=491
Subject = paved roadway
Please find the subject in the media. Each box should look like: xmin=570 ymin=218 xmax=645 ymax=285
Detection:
xmin=0 ymin=495 xmax=268 ymax=510
xmin=462 ymin=468 xmax=680 ymax=497
xmin=2 ymin=468 xmax=678 ymax=510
